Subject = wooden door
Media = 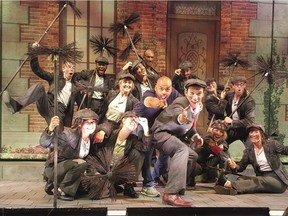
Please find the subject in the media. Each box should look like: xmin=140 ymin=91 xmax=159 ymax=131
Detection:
xmin=167 ymin=18 xmax=220 ymax=134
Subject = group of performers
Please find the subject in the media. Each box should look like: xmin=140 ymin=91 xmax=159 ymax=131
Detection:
xmin=2 ymin=45 xmax=288 ymax=207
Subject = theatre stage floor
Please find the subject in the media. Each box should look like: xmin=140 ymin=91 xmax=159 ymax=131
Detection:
xmin=0 ymin=180 xmax=287 ymax=216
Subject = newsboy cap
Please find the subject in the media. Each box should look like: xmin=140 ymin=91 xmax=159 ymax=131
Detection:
xmin=118 ymin=72 xmax=135 ymax=81
xmin=121 ymin=111 xmax=138 ymax=120
xmin=184 ymin=78 xmax=207 ymax=89
xmin=246 ymin=123 xmax=265 ymax=134
xmin=231 ymin=75 xmax=247 ymax=84
xmin=179 ymin=60 xmax=193 ymax=70
xmin=95 ymin=56 xmax=109 ymax=65
xmin=75 ymin=109 xmax=99 ymax=121
xmin=130 ymin=60 xmax=142 ymax=73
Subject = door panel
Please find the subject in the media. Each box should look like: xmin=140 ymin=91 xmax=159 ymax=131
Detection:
xmin=167 ymin=19 xmax=219 ymax=134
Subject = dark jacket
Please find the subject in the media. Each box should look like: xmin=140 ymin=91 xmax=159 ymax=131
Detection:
xmin=225 ymin=90 xmax=255 ymax=128
xmin=172 ymin=74 xmax=197 ymax=95
xmin=205 ymin=93 xmax=227 ymax=121
xmin=132 ymin=76 xmax=156 ymax=101
xmin=30 ymin=56 xmax=80 ymax=127
xmin=40 ymin=124 xmax=109 ymax=167
xmin=98 ymin=90 xmax=139 ymax=137
xmin=76 ymin=69 xmax=115 ymax=107
xmin=235 ymin=139 xmax=288 ymax=185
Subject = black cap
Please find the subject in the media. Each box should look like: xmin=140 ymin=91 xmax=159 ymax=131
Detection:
xmin=184 ymin=78 xmax=207 ymax=89
xmin=246 ymin=123 xmax=265 ymax=134
xmin=130 ymin=60 xmax=142 ymax=73
xmin=231 ymin=76 xmax=247 ymax=84
xmin=75 ymin=109 xmax=99 ymax=121
xmin=118 ymin=72 xmax=135 ymax=81
xmin=179 ymin=60 xmax=193 ymax=69
xmin=95 ymin=56 xmax=109 ymax=65
xmin=121 ymin=111 xmax=138 ymax=120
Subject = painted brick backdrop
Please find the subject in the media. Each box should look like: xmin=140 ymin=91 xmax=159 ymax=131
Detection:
xmin=17 ymin=1 xmax=259 ymax=132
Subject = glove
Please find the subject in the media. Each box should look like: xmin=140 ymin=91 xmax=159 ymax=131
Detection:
xmin=138 ymin=117 xmax=149 ymax=134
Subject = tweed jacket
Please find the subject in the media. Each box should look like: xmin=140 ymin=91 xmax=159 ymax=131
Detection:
xmin=235 ymin=139 xmax=288 ymax=185
xmin=151 ymin=96 xmax=199 ymax=144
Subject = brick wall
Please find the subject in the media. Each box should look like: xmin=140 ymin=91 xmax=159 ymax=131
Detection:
xmin=115 ymin=1 xmax=168 ymax=75
xmin=19 ymin=1 xmax=60 ymax=132
xmin=219 ymin=0 xmax=257 ymax=87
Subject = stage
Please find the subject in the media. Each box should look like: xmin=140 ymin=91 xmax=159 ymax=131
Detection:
xmin=0 ymin=180 xmax=287 ymax=216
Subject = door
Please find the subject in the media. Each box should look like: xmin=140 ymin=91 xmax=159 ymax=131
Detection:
xmin=167 ymin=17 xmax=220 ymax=134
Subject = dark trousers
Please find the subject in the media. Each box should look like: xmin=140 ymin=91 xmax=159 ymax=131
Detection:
xmin=11 ymin=83 xmax=66 ymax=131
xmin=232 ymin=173 xmax=287 ymax=194
xmin=45 ymin=159 xmax=88 ymax=196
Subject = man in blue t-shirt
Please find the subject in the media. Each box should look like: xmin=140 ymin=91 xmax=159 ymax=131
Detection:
xmin=133 ymin=76 xmax=181 ymax=197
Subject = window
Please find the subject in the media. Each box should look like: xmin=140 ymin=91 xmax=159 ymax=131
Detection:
xmin=63 ymin=0 xmax=116 ymax=74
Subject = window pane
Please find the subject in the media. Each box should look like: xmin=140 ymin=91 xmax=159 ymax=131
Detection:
xmin=90 ymin=1 xmax=101 ymax=27
xmin=75 ymin=1 xmax=87 ymax=26
xmin=103 ymin=1 xmax=114 ymax=27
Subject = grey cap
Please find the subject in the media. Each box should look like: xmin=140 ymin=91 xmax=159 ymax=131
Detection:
xmin=121 ymin=111 xmax=138 ymax=120
xmin=118 ymin=72 xmax=135 ymax=81
xmin=246 ymin=123 xmax=265 ymax=134
xmin=179 ymin=60 xmax=193 ymax=70
xmin=95 ymin=56 xmax=109 ymax=65
xmin=130 ymin=60 xmax=142 ymax=73
xmin=184 ymin=78 xmax=207 ymax=89
xmin=75 ymin=109 xmax=99 ymax=121
xmin=231 ymin=75 xmax=247 ymax=84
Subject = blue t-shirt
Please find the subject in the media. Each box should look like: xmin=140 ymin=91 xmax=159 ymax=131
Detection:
xmin=133 ymin=88 xmax=181 ymax=128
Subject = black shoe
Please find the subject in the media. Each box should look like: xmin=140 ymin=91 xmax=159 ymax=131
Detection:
xmin=115 ymin=184 xmax=124 ymax=193
xmin=58 ymin=193 xmax=74 ymax=201
xmin=214 ymin=185 xmax=237 ymax=195
xmin=44 ymin=181 xmax=54 ymax=195
xmin=123 ymin=183 xmax=139 ymax=198
xmin=216 ymin=169 xmax=228 ymax=186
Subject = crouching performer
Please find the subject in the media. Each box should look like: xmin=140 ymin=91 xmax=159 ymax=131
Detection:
xmin=40 ymin=109 xmax=101 ymax=201
xmin=189 ymin=119 xmax=230 ymax=188
xmin=151 ymin=78 xmax=207 ymax=207
xmin=82 ymin=111 xmax=152 ymax=200
xmin=214 ymin=123 xmax=288 ymax=195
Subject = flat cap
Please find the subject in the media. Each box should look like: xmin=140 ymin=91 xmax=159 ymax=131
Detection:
xmin=205 ymin=78 xmax=216 ymax=86
xmin=184 ymin=78 xmax=207 ymax=89
xmin=231 ymin=75 xmax=247 ymax=84
xmin=118 ymin=72 xmax=135 ymax=81
xmin=179 ymin=60 xmax=193 ymax=70
xmin=130 ymin=60 xmax=142 ymax=73
xmin=75 ymin=109 xmax=99 ymax=121
xmin=211 ymin=120 xmax=227 ymax=131
xmin=95 ymin=56 xmax=109 ymax=65
xmin=121 ymin=111 xmax=138 ymax=120
xmin=246 ymin=123 xmax=265 ymax=134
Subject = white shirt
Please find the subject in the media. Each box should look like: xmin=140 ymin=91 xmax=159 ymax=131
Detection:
xmin=58 ymin=80 xmax=72 ymax=107
xmin=79 ymin=138 xmax=90 ymax=159
xmin=231 ymin=101 xmax=240 ymax=120
xmin=255 ymin=147 xmax=272 ymax=172
xmin=105 ymin=93 xmax=127 ymax=122
xmin=92 ymin=73 xmax=104 ymax=100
